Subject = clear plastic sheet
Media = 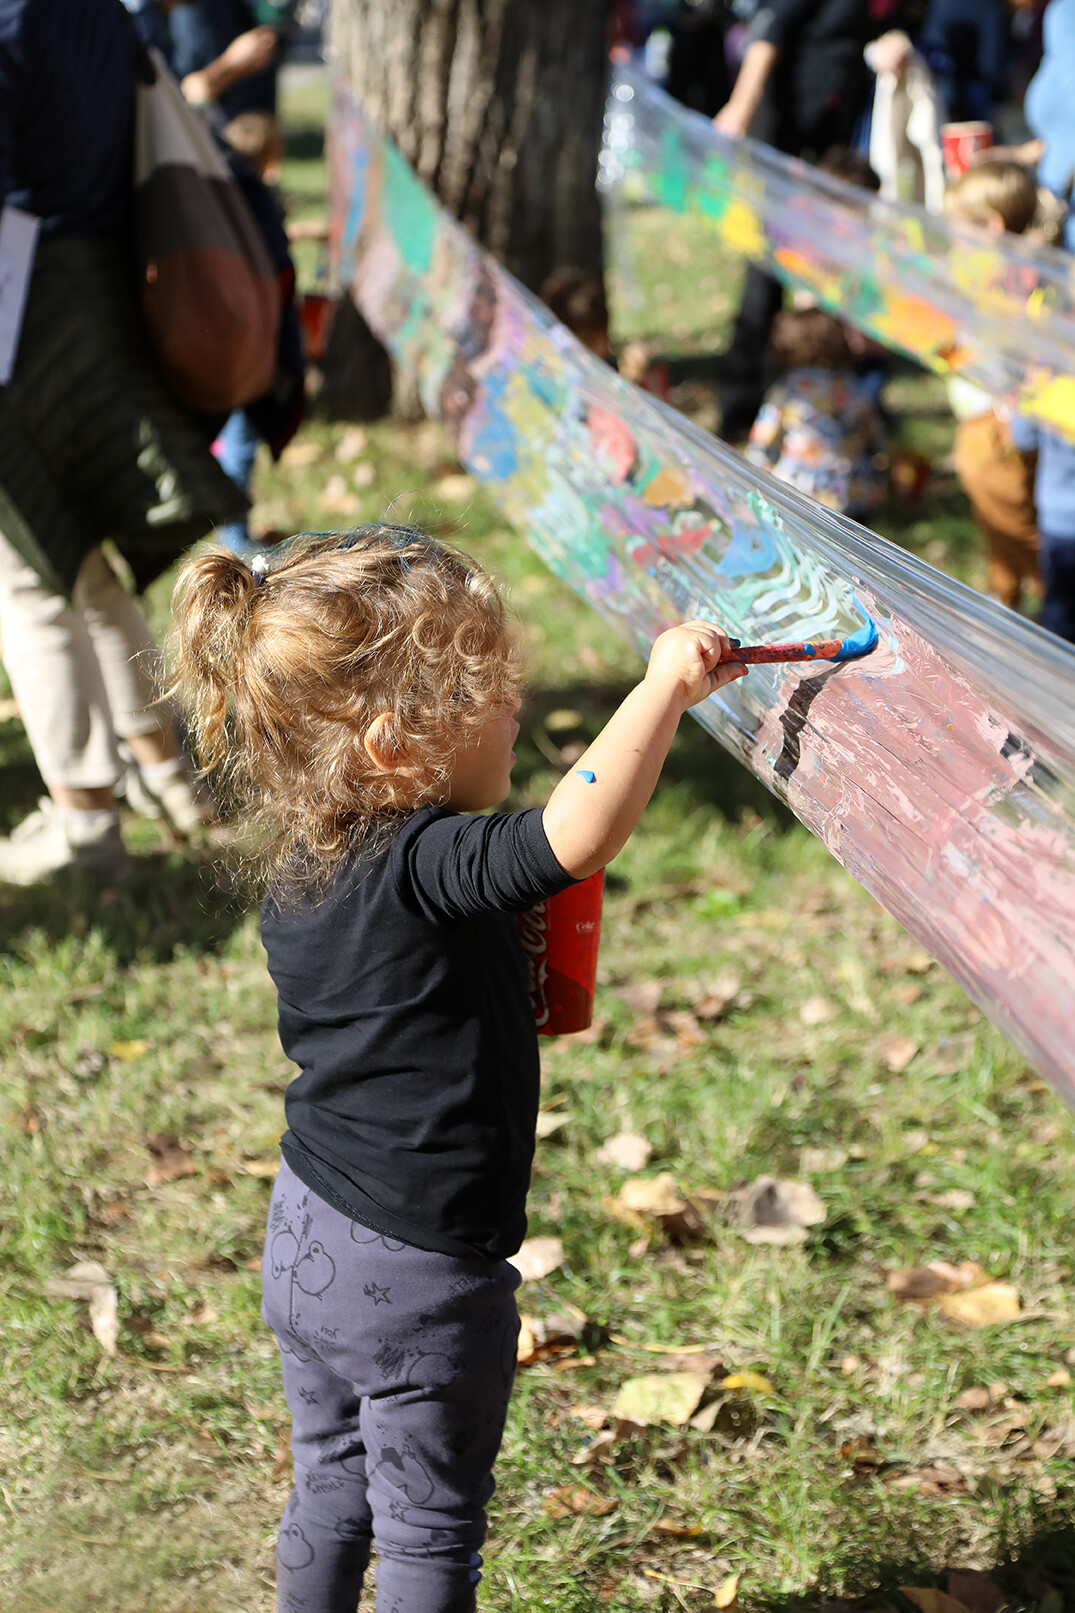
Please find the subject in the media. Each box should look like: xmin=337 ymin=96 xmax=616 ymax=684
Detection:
xmin=602 ymin=65 xmax=1075 ymax=441
xmin=329 ymin=83 xmax=1075 ymax=1104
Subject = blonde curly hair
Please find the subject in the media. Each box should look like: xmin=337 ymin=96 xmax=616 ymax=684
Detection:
xmin=168 ymin=525 xmax=521 ymax=891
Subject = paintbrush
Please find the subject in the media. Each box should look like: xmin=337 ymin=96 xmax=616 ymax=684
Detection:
xmin=720 ymin=617 xmax=878 ymax=666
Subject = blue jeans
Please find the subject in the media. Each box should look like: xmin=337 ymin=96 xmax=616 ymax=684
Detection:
xmin=214 ymin=409 xmax=259 ymax=555
xmin=1040 ymin=532 xmax=1075 ymax=644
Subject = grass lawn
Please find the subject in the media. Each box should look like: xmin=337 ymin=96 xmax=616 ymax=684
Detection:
xmin=1 ymin=67 xmax=1073 ymax=1613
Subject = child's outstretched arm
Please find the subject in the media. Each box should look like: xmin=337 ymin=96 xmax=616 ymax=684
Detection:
xmin=541 ymin=622 xmax=748 ymax=880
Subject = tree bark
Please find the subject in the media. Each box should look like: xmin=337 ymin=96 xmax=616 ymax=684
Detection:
xmin=325 ymin=0 xmax=608 ymax=417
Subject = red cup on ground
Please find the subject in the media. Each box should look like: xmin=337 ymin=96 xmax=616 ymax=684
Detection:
xmin=516 ymin=869 xmax=605 ymax=1035
xmin=297 ymin=292 xmax=335 ymax=361
xmin=941 ymin=121 xmax=993 ymax=179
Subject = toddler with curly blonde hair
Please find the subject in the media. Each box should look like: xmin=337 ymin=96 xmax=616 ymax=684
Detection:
xmin=170 ymin=522 xmax=747 ymax=1613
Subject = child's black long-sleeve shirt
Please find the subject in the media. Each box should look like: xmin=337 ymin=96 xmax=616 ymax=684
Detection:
xmin=261 ymin=805 xmax=576 ymax=1262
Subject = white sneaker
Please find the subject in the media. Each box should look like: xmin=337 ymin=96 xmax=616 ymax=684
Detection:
xmin=122 ymin=759 xmax=216 ymax=834
xmin=0 ymin=798 xmax=131 ymax=886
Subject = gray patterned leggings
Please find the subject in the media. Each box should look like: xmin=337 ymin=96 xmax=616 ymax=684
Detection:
xmin=261 ymin=1158 xmax=521 ymax=1613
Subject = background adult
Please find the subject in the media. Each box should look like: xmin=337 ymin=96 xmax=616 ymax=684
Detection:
xmin=711 ymin=0 xmax=874 ymax=442
xmin=0 ymin=0 xmax=245 ymax=883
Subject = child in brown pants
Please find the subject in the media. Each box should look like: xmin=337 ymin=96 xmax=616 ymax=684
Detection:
xmin=944 ymin=162 xmax=1041 ymax=612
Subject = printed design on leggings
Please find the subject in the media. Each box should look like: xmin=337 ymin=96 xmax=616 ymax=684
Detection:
xmin=268 ymin=1184 xmax=338 ymax=1358
xmin=351 ymin=1220 xmax=407 ymax=1252
xmin=278 ymin=1522 xmax=315 ymax=1571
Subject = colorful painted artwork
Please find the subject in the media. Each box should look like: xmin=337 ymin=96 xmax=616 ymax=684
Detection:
xmin=328 ymin=83 xmax=1075 ymax=1104
xmin=602 ymin=68 xmax=1075 ymax=441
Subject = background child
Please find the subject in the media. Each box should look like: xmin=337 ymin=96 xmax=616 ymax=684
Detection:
xmin=169 ymin=524 xmax=747 ymax=1613
xmin=745 ymin=307 xmax=887 ymax=518
xmin=944 ymin=160 xmax=1042 ymax=612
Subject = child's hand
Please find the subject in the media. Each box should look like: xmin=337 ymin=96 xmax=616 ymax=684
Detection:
xmin=644 ymin=621 xmax=748 ymax=710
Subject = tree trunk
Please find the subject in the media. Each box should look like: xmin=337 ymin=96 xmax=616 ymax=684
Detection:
xmin=325 ymin=0 xmax=608 ymax=417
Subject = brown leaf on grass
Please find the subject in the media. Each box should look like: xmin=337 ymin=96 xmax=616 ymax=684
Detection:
xmin=945 ymin=1570 xmax=1007 ymax=1613
xmin=595 ymin=1132 xmax=653 ymax=1172
xmin=568 ymin=1404 xmax=608 ymax=1430
xmin=900 ymin=1591 xmax=973 ymax=1613
xmin=144 ymin=1134 xmax=196 ymax=1187
xmin=930 ymin=1189 xmax=976 ymax=1211
xmin=280 ymin=440 xmax=321 ymax=467
xmin=334 ymin=425 xmax=368 ymax=462
xmin=616 ymin=979 xmax=663 ymax=1015
xmin=800 ymin=995 xmax=837 ymax=1025
xmin=610 ymin=1371 xmax=710 ymax=1427
xmin=516 ymin=1312 xmax=580 ymax=1366
xmin=694 ymin=974 xmax=742 ymax=1021
xmin=1045 ymin=1367 xmax=1072 ymax=1388
xmin=44 ymin=1262 xmax=119 ymax=1356
xmin=571 ymin=1424 xmax=638 ymax=1467
xmin=43 ymin=1260 xmax=113 ymax=1300
xmin=241 ymin=1158 xmax=281 ymax=1179
xmin=662 ymin=1009 xmax=706 ymax=1047
xmin=541 ymin=1484 xmax=616 ymax=1519
xmin=714 ymin=1572 xmax=741 ymax=1609
xmin=89 ymin=1285 xmax=119 ymax=1356
xmin=651 ymin=1516 xmax=701 ymax=1539
xmin=891 ymin=982 xmax=922 ymax=1006
xmin=509 ymin=1236 xmax=564 ymax=1283
xmin=925 ymin=1031 xmax=978 ymax=1077
xmin=535 ymin=1111 xmax=569 ymax=1140
xmin=886 ymin=1261 xmax=982 ymax=1301
xmin=954 ymin=1386 xmax=993 ymax=1412
xmin=799 ymin=1146 xmax=848 ymax=1174
xmin=888 ymin=1464 xmax=965 ymax=1496
xmin=606 ymin=1174 xmax=710 ymax=1245
xmin=558 ymin=1015 xmax=608 ymax=1047
xmin=938 ymin=1282 xmax=1020 ymax=1329
xmin=730 ymin=1176 xmax=826 ymax=1245
xmin=877 ymin=1034 xmax=919 ymax=1073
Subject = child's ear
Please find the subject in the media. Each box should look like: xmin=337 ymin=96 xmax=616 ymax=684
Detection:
xmin=363 ymin=712 xmax=421 ymax=777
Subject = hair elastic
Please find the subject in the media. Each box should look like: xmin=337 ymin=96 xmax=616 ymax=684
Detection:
xmin=250 ymin=553 xmax=271 ymax=585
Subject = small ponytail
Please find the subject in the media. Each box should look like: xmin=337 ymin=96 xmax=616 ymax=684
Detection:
xmin=168 ymin=547 xmax=260 ymax=778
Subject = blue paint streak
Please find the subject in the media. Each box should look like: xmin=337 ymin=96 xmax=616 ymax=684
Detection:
xmin=832 ymin=614 xmax=879 ymax=662
xmin=575 ymin=770 xmax=597 ymax=783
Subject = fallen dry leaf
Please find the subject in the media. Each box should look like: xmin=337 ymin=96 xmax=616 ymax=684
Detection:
xmin=610 ymin=1371 xmax=710 ymax=1428
xmin=1045 ymin=1367 xmax=1072 ymax=1388
xmin=541 ymin=1484 xmax=616 ymax=1519
xmin=800 ymin=995 xmax=837 ymax=1026
xmin=535 ymin=1111 xmax=568 ymax=1140
xmin=89 ymin=1285 xmax=119 ymax=1356
xmin=571 ymin=1426 xmax=627 ymax=1467
xmin=799 ymin=1146 xmax=848 ymax=1174
xmin=931 ymin=1189 xmax=976 ymax=1211
xmin=651 ymin=1516 xmax=701 ymax=1539
xmin=241 ymin=1158 xmax=281 ymax=1179
xmin=954 ymin=1386 xmax=993 ymax=1412
xmin=609 ymin=1172 xmax=686 ymax=1221
xmin=568 ymin=1404 xmax=608 ymax=1430
xmin=334 ymin=425 xmax=367 ymax=461
xmin=891 ymin=982 xmax=921 ymax=1006
xmin=616 ymin=979 xmax=664 ymax=1015
xmin=938 ymin=1281 xmax=1021 ymax=1329
xmin=714 ymin=1572 xmax=741 ymax=1609
xmin=694 ymin=974 xmax=742 ymax=1020
xmin=596 ymin=1132 xmax=653 ymax=1172
xmin=516 ymin=1312 xmax=579 ymax=1366
xmin=434 ymin=472 xmax=477 ymax=502
xmin=43 ymin=1260 xmax=113 ymax=1300
xmin=900 ymin=1590 xmax=973 ymax=1613
xmin=925 ymin=1030 xmax=978 ymax=1076
xmin=878 ymin=1034 xmax=919 ymax=1073
xmin=731 ymin=1176 xmax=826 ymax=1245
xmin=44 ymin=1262 xmax=118 ymax=1357
xmin=886 ymin=1261 xmax=982 ymax=1301
xmin=108 ymin=1039 xmax=149 ymax=1061
xmin=280 ymin=439 xmax=321 ymax=467
xmin=509 ymin=1236 xmax=564 ymax=1284
xmin=144 ymin=1133 xmax=196 ymax=1187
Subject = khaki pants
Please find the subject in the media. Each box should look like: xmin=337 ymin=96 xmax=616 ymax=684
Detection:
xmin=0 ymin=537 xmax=165 ymax=791
xmin=952 ymin=412 xmax=1041 ymax=611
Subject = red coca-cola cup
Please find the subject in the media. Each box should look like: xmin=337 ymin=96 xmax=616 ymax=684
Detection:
xmin=941 ymin=121 xmax=993 ymax=179
xmin=516 ymin=869 xmax=605 ymax=1035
